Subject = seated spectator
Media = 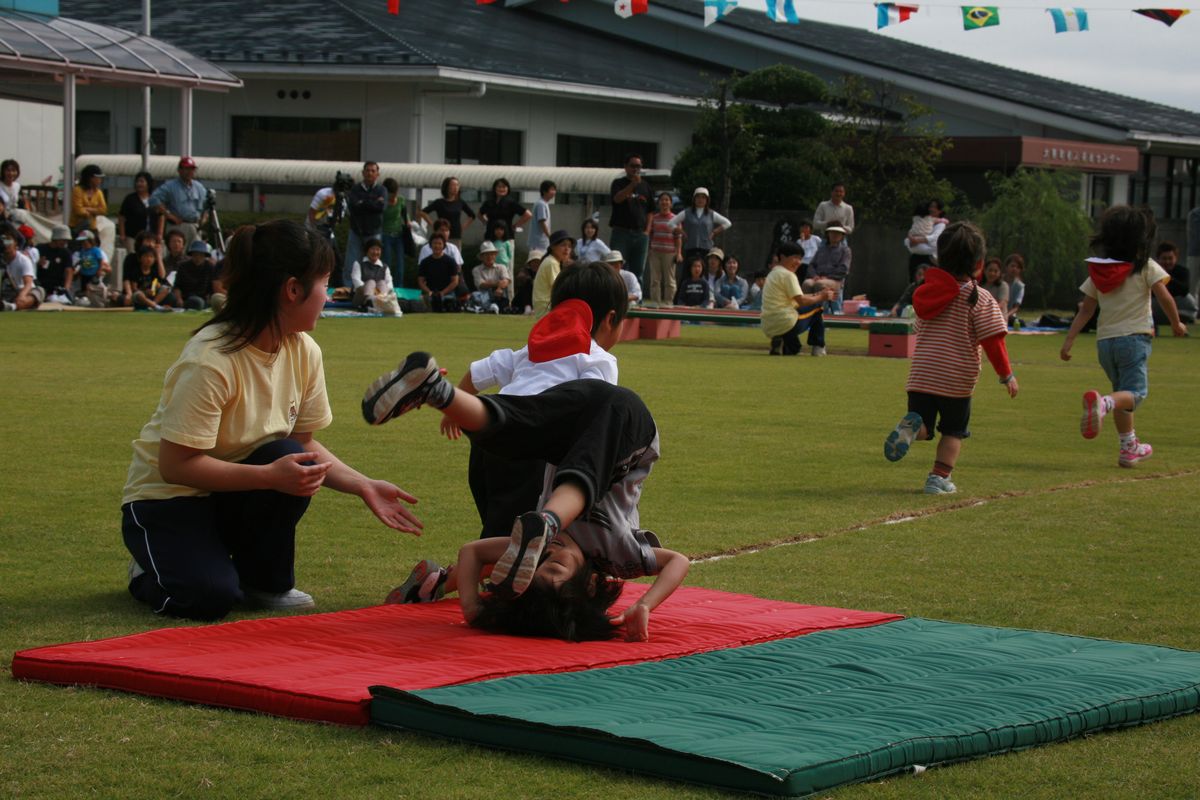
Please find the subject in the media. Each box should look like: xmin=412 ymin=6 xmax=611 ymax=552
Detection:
xmin=122 ymin=230 xmax=164 ymax=288
xmin=70 ymin=164 xmax=108 ymax=234
xmin=576 ymin=218 xmax=611 ymax=263
xmin=173 ymin=240 xmax=222 ymax=311
xmin=118 ymin=171 xmax=158 ymax=253
xmin=532 ymin=229 xmax=575 ymax=319
xmin=72 ymin=229 xmax=112 ymax=304
xmin=162 ymin=229 xmax=188 ymax=277
xmin=1004 ymin=253 xmax=1026 ymax=326
xmin=674 ymin=256 xmax=710 ymax=307
xmin=603 ymin=250 xmax=642 ymax=306
xmin=743 ymin=270 xmax=767 ymax=311
xmin=38 ymin=225 xmax=76 ymax=303
xmin=1154 ymin=241 xmax=1196 ymax=324
xmin=418 ymin=176 xmax=475 ymax=247
xmin=713 ymin=254 xmax=749 ymax=309
xmin=2 ymin=226 xmax=43 ymax=310
xmin=349 ymin=237 xmax=394 ymax=312
xmin=485 ymin=218 xmax=515 ymax=273
xmin=418 ymin=233 xmax=460 ymax=312
xmin=891 ymin=263 xmax=928 ymax=318
xmin=512 ymin=249 xmax=543 ymax=315
xmin=470 ymin=241 xmax=511 ymax=313
xmin=805 ymin=226 xmax=851 ymax=313
xmin=980 ymin=256 xmax=1009 ymax=317
xmin=417 ymin=219 xmax=464 ymax=273
xmin=797 ymin=219 xmax=821 ymax=272
xmin=17 ymin=223 xmax=39 ymax=268
xmin=0 ymin=159 xmax=23 ymax=222
xmin=123 ymin=245 xmax=174 ymax=310
xmin=703 ymin=248 xmax=724 ymax=308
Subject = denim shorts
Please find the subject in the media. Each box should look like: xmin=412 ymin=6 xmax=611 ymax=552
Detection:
xmin=1097 ymin=334 xmax=1152 ymax=406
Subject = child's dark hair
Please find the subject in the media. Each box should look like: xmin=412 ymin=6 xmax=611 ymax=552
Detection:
xmin=488 ymin=218 xmax=509 ymax=241
xmin=382 ymin=177 xmax=399 ymax=194
xmin=1156 ymin=240 xmax=1179 ymax=259
xmin=198 ymin=219 xmax=332 ymax=352
xmin=777 ymin=241 xmax=803 ymax=258
xmin=937 ymin=220 xmax=986 ymax=305
xmin=471 ymin=563 xmax=623 ymax=642
xmin=550 ymin=260 xmax=629 ymax=333
xmin=1091 ymin=205 xmax=1156 ymax=273
xmin=364 ymin=237 xmax=382 ymax=251
xmin=539 ymin=180 xmax=556 ymax=196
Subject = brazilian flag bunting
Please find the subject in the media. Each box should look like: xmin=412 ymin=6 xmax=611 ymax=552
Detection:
xmin=962 ymin=5 xmax=1000 ymax=28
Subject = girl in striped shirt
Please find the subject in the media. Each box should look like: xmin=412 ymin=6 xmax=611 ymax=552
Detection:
xmin=884 ymin=221 xmax=1019 ymax=494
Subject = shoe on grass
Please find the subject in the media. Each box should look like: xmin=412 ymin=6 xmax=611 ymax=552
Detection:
xmin=361 ymin=351 xmax=453 ymax=425
xmin=924 ymin=474 xmax=957 ymax=495
xmin=884 ymin=412 xmax=923 ymax=462
xmin=1080 ymin=390 xmax=1105 ymax=439
xmin=1118 ymin=439 xmax=1153 ymax=468
xmin=385 ymin=559 xmax=447 ymax=604
xmin=769 ymin=337 xmax=782 ymax=356
xmin=128 ymin=558 xmax=145 ymax=582
xmin=490 ymin=511 xmax=554 ymax=597
xmin=811 ymin=346 xmax=827 ymax=357
xmin=244 ymin=587 xmax=315 ymax=610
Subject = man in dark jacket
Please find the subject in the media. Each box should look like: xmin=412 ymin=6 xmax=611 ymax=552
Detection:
xmin=344 ymin=161 xmax=386 ymax=286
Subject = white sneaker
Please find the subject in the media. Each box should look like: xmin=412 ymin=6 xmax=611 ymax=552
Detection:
xmin=489 ymin=303 xmax=500 ymax=314
xmin=1 ymin=301 xmax=15 ymax=312
xmin=924 ymin=474 xmax=957 ymax=494
xmin=245 ymin=587 xmax=315 ymax=610
xmin=811 ymin=346 xmax=827 ymax=357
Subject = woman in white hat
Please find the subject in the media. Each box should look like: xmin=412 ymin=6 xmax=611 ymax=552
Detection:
xmin=671 ymin=187 xmax=731 ymax=288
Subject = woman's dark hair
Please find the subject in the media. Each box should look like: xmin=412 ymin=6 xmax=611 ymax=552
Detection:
xmin=134 ymin=229 xmax=157 ymax=250
xmin=929 ymin=198 xmax=944 ymax=215
xmin=79 ymin=164 xmax=103 ymax=187
xmin=1003 ymin=253 xmax=1025 ymax=272
xmin=936 ymin=220 xmax=986 ymax=305
xmin=550 ymin=260 xmax=629 ymax=332
xmin=580 ymin=218 xmax=599 ymax=240
xmin=134 ymin=170 xmax=154 ymax=192
xmin=491 ymin=177 xmax=510 ymax=197
xmin=487 ymin=218 xmax=509 ymax=241
xmin=984 ymin=256 xmax=1003 ymax=277
xmin=912 ymin=201 xmax=930 ymax=217
xmin=198 ymin=219 xmax=333 ymax=352
xmin=440 ymin=176 xmax=459 ymax=198
xmin=1092 ymin=205 xmax=1156 ymax=273
xmin=471 ymin=562 xmax=623 ymax=642
xmin=1 ymin=159 xmax=19 ymax=178
xmin=724 ymin=255 xmax=740 ymax=271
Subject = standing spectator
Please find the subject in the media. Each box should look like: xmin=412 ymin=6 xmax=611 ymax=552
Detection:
xmin=813 ymin=182 xmax=855 ymax=235
xmin=417 ymin=234 xmax=460 ymax=312
xmin=418 ymin=176 xmax=475 ymax=248
xmin=532 ymin=229 xmax=574 ymax=319
xmin=2 ymin=227 xmax=43 ymax=310
xmin=797 ymin=219 xmax=821 ymax=271
xmin=344 ymin=162 xmax=386 ymax=286
xmin=380 ymin=178 xmax=409 ymax=288
xmin=478 ymin=178 xmax=531 ymax=234
xmin=512 ymin=249 xmax=543 ymax=315
xmin=173 ymin=240 xmax=222 ymax=311
xmin=604 ymin=250 xmax=642 ymax=306
xmin=674 ymin=255 xmax=709 ymax=307
xmin=576 ymin=218 xmax=611 ymax=263
xmin=38 ymin=225 xmax=76 ymax=302
xmin=647 ymin=192 xmax=681 ymax=307
xmin=118 ymin=171 xmax=158 ymax=253
xmin=806 ymin=226 xmax=852 ymax=313
xmin=714 ymin=254 xmax=749 ymax=309
xmin=528 ymin=180 xmax=556 ymax=254
xmin=471 ymin=241 xmax=511 ymax=313
xmin=1004 ymin=254 xmax=1026 ymax=326
xmin=609 ymin=153 xmax=653 ymax=285
xmin=70 ymin=164 xmax=107 ymax=234
xmin=672 ymin=187 xmax=731 ymax=268
xmin=306 ymin=171 xmax=352 ymax=235
xmin=0 ymin=159 xmax=23 ymax=219
xmin=152 ymin=157 xmax=208 ymax=246
xmin=905 ymin=199 xmax=948 ymax=280
xmin=762 ymin=242 xmax=835 ymax=356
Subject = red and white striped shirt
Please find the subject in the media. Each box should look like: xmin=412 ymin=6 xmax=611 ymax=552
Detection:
xmin=906 ymin=280 xmax=1006 ymax=398
xmin=649 ymin=212 xmax=679 ymax=253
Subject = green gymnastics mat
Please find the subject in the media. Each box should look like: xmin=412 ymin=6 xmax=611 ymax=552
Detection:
xmin=371 ymin=618 xmax=1200 ymax=797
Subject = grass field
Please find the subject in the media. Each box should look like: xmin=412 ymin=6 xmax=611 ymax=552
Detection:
xmin=2 ymin=310 xmax=1198 ymax=799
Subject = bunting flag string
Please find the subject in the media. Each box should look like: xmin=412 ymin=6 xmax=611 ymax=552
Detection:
xmin=1134 ymin=7 xmax=1190 ymax=22
xmin=615 ymin=0 xmax=649 ymax=14
xmin=387 ymin=0 xmax=399 ymax=13
xmin=962 ymin=4 xmax=1001 ymax=26
xmin=704 ymin=0 xmax=739 ymax=25
xmin=876 ymin=2 xmax=920 ymax=27
xmin=765 ymin=0 xmax=803 ymax=22
xmin=1048 ymin=6 xmax=1089 ymax=29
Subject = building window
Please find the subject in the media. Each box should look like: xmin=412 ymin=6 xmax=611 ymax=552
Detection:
xmin=556 ymin=135 xmax=659 ymax=205
xmin=232 ymin=116 xmax=361 ymax=162
xmin=76 ymin=110 xmax=110 ymax=155
xmin=132 ymin=126 xmax=167 ymax=157
xmin=1129 ymin=155 xmax=1198 ymax=221
xmin=444 ymin=125 xmax=523 ymax=166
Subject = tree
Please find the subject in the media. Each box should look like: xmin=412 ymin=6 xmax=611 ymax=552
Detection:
xmin=978 ymin=168 xmax=1092 ymax=309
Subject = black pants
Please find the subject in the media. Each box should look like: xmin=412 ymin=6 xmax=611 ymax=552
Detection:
xmin=469 ymin=380 xmax=657 ymax=512
xmin=467 ymin=445 xmax=546 ymax=539
xmin=122 ymin=438 xmax=312 ymax=620
xmin=777 ymin=308 xmax=826 ymax=354
xmin=429 ymin=293 xmax=459 ymax=312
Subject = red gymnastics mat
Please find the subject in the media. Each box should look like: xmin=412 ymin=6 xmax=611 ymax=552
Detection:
xmin=12 ymin=585 xmax=900 ymax=725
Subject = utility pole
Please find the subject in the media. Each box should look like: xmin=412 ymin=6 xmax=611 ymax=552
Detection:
xmin=141 ymin=0 xmax=151 ymax=171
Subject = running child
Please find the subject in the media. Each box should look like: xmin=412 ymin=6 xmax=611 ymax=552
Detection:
xmin=883 ymin=221 xmax=1018 ymax=494
xmin=1060 ymin=205 xmax=1187 ymax=467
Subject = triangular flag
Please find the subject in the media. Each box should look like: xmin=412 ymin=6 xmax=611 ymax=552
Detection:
xmin=615 ymin=0 xmax=648 ymax=17
xmin=476 ymin=0 xmax=500 ymax=5
xmin=387 ymin=0 xmax=398 ymax=13
xmin=1047 ymin=7 xmax=1089 ymax=32
xmin=1134 ymin=8 xmax=1190 ymax=25
xmin=704 ymin=0 xmax=738 ymax=26
xmin=876 ymin=3 xmax=919 ymax=29
xmin=962 ymin=5 xmax=1000 ymax=28
xmin=765 ymin=0 xmax=801 ymax=24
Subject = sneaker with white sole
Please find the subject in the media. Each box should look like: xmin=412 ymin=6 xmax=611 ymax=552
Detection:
xmin=385 ymin=559 xmax=447 ymax=604
xmin=361 ymin=351 xmax=454 ymax=425
xmin=811 ymin=346 xmax=827 ymax=357
xmin=244 ymin=587 xmax=315 ymax=610
xmin=1080 ymin=390 xmax=1105 ymax=439
xmin=924 ymin=474 xmax=957 ymax=494
xmin=885 ymin=412 xmax=924 ymax=462
xmin=490 ymin=511 xmax=556 ymax=597
xmin=1118 ymin=439 xmax=1153 ymax=468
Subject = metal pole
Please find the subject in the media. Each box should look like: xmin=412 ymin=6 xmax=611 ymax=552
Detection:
xmin=62 ymin=72 xmax=75 ymax=226
xmin=141 ymin=0 xmax=151 ymax=171
xmin=180 ymin=86 xmax=193 ymax=157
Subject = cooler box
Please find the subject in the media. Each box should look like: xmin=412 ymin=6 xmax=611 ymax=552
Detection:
xmin=841 ymin=299 xmax=869 ymax=315
xmin=869 ymin=321 xmax=916 ymax=358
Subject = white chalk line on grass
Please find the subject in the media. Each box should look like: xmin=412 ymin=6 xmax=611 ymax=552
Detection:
xmin=690 ymin=469 xmax=1199 ymax=566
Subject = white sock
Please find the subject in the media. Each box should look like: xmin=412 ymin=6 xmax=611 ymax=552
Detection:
xmin=1101 ymin=395 xmax=1115 ymax=413
xmin=1120 ymin=430 xmax=1136 ymax=448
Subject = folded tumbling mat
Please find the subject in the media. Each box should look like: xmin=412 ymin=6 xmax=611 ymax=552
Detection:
xmin=371 ymin=618 xmax=1200 ymax=797
xmin=11 ymin=585 xmax=899 ymax=725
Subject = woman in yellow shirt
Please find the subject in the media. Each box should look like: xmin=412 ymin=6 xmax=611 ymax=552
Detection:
xmin=70 ymin=164 xmax=107 ymax=231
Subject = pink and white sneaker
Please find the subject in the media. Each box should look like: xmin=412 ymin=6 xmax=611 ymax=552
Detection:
xmin=1080 ymin=390 xmax=1105 ymax=439
xmin=1118 ymin=439 xmax=1153 ymax=468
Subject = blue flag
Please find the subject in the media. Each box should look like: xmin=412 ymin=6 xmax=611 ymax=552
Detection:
xmin=1048 ymin=7 xmax=1089 ymax=32
xmin=765 ymin=0 xmax=801 ymax=24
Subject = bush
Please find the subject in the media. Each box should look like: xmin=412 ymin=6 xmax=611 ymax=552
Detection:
xmin=978 ymin=169 xmax=1092 ymax=309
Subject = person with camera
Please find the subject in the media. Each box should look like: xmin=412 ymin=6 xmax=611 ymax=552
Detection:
xmin=152 ymin=156 xmax=208 ymax=247
xmin=344 ymin=161 xmax=387 ymax=287
xmin=609 ymin=153 xmax=653 ymax=286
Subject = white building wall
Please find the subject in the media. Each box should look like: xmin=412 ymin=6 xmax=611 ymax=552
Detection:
xmin=0 ymin=97 xmax=64 ymax=187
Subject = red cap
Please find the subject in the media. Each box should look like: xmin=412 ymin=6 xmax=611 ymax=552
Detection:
xmin=178 ymin=156 xmax=197 ymax=169
xmin=18 ymin=224 xmax=35 ymax=241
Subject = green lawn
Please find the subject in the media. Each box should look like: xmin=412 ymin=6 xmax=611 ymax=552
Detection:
xmin=1 ymin=311 xmax=1197 ymax=799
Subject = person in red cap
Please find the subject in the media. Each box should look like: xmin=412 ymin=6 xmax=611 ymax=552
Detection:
xmin=364 ymin=261 xmax=688 ymax=642
xmin=151 ymin=156 xmax=208 ymax=246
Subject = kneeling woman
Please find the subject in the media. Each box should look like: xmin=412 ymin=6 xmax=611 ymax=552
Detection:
xmin=122 ymin=220 xmax=423 ymax=620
